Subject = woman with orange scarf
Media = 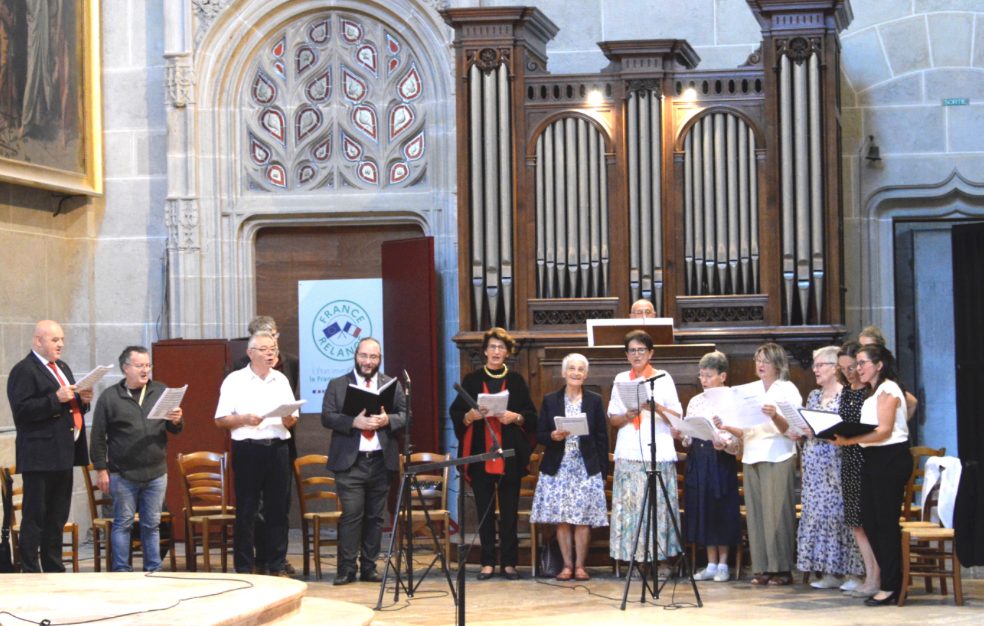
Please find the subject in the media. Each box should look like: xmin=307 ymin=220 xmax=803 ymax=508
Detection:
xmin=449 ymin=327 xmax=537 ymax=580
xmin=607 ymin=330 xmax=683 ymax=566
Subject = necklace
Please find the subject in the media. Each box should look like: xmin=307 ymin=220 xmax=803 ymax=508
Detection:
xmin=483 ymin=364 xmax=508 ymax=379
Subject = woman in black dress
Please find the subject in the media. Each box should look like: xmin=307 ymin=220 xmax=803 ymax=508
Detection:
xmin=836 ymin=341 xmax=879 ymax=596
xmin=449 ymin=327 xmax=537 ymax=580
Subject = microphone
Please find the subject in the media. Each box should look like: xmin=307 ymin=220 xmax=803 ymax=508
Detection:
xmin=453 ymin=382 xmax=503 ymax=451
xmin=642 ymin=372 xmax=666 ymax=384
xmin=403 ymin=369 xmax=411 ymax=389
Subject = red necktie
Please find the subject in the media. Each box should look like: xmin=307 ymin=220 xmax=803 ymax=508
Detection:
xmin=362 ymin=378 xmax=374 ymax=440
xmin=47 ymin=362 xmax=83 ymax=432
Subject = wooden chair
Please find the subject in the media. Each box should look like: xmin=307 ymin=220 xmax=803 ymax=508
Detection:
xmin=901 ymin=446 xmax=945 ymax=522
xmin=509 ymin=451 xmax=541 ymax=575
xmin=293 ymin=454 xmax=342 ymax=580
xmin=80 ymin=464 xmax=178 ymax=572
xmin=0 ymin=466 xmax=79 ymax=572
xmin=396 ymin=451 xmax=453 ymax=571
xmin=177 ymin=451 xmax=235 ymax=572
xmin=898 ymin=476 xmax=963 ymax=607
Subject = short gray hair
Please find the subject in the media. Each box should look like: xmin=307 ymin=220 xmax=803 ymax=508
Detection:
xmin=248 ymin=315 xmax=277 ymax=335
xmin=812 ymin=345 xmax=840 ymax=364
xmin=561 ymin=352 xmax=588 ymax=374
xmin=248 ymin=331 xmax=277 ymax=350
xmin=698 ymin=350 xmax=728 ymax=374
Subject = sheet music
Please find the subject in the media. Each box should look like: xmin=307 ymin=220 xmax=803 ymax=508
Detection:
xmin=263 ymin=400 xmax=307 ymax=418
xmin=146 ymin=385 xmax=187 ymax=420
xmin=775 ymin=400 xmax=809 ymax=436
xmin=692 ymin=386 xmax=737 ymax=421
xmin=726 ymin=382 xmax=769 ymax=428
xmin=477 ymin=390 xmax=509 ymax=416
xmin=613 ymin=380 xmax=648 ymax=412
xmin=668 ymin=414 xmax=722 ymax=445
xmin=74 ymin=365 xmax=115 ymax=391
xmin=554 ymin=413 xmax=589 ymax=437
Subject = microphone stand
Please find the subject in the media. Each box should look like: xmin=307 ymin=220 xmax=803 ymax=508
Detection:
xmin=620 ymin=374 xmax=702 ymax=610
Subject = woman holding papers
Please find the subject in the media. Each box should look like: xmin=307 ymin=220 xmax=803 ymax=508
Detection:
xmin=449 ymin=327 xmax=537 ymax=580
xmin=674 ymin=351 xmax=740 ymax=583
xmin=832 ymin=345 xmax=910 ymax=606
xmin=796 ymin=346 xmax=864 ymax=590
xmin=607 ymin=330 xmax=684 ymax=567
xmin=530 ymin=353 xmax=609 ymax=581
xmin=718 ymin=342 xmax=802 ymax=586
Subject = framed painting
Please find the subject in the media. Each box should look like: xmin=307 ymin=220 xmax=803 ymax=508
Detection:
xmin=0 ymin=0 xmax=102 ymax=195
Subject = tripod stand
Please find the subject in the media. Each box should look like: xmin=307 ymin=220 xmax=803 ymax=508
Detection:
xmin=376 ymin=372 xmax=455 ymax=609
xmin=619 ymin=376 xmax=702 ymax=610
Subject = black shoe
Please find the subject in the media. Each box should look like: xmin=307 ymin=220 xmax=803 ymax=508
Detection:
xmin=283 ymin=561 xmax=297 ymax=575
xmin=477 ymin=568 xmax=495 ymax=580
xmin=502 ymin=568 xmax=521 ymax=580
xmin=333 ymin=572 xmax=357 ymax=586
xmin=360 ymin=570 xmax=383 ymax=583
xmin=864 ymin=591 xmax=899 ymax=606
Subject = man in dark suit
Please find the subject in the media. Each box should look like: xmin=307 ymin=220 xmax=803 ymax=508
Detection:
xmin=6 ymin=320 xmax=91 ymax=572
xmin=321 ymin=337 xmax=406 ymax=585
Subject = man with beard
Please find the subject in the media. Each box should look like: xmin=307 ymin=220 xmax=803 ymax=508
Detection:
xmin=215 ymin=332 xmax=298 ymax=576
xmin=321 ymin=337 xmax=406 ymax=585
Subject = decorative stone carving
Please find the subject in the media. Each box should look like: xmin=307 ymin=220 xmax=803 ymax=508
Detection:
xmin=166 ymin=56 xmax=196 ymax=108
xmin=741 ymin=45 xmax=763 ymax=67
xmin=777 ymin=36 xmax=821 ymax=66
xmin=165 ymin=197 xmax=200 ymax=251
xmin=473 ymin=47 xmax=507 ymax=74
xmin=193 ymin=0 xmax=234 ymax=46
xmin=626 ymin=79 xmax=661 ymax=96
xmin=680 ymin=305 xmax=765 ymax=324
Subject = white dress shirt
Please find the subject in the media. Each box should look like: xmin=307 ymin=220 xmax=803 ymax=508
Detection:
xmin=740 ymin=379 xmax=802 ymax=464
xmin=859 ymin=380 xmax=908 ymax=448
xmin=214 ymin=364 xmax=295 ymax=441
xmin=354 ymin=370 xmax=383 ymax=452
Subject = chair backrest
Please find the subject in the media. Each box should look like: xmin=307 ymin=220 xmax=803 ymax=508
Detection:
xmin=403 ymin=452 xmax=450 ymax=510
xmin=903 ymin=446 xmax=946 ymax=521
xmin=2 ymin=466 xmax=21 ymax=526
xmin=177 ymin=451 xmax=231 ymax=515
xmin=80 ymin=464 xmax=113 ymax=522
xmin=292 ymin=454 xmax=339 ymax=516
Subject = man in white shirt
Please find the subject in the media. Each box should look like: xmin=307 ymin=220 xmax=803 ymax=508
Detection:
xmin=215 ymin=332 xmax=298 ymax=575
xmin=321 ymin=337 xmax=406 ymax=585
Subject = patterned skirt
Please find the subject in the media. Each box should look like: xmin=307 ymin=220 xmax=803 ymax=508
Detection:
xmin=530 ymin=439 xmax=608 ymax=527
xmin=609 ymin=459 xmax=681 ymax=561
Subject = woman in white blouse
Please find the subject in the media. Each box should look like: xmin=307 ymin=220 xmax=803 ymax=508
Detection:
xmin=607 ymin=330 xmax=683 ymax=568
xmin=719 ymin=342 xmax=802 ymax=586
xmin=833 ymin=344 xmax=910 ymax=606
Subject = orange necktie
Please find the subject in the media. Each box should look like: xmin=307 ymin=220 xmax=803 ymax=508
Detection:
xmin=47 ymin=362 xmax=83 ymax=432
xmin=362 ymin=378 xmax=374 ymax=440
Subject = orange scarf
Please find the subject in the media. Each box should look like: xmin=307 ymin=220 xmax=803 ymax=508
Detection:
xmin=627 ymin=365 xmax=655 ymax=430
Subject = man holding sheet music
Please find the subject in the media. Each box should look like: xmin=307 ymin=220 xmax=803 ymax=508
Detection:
xmin=215 ymin=331 xmax=299 ymax=576
xmin=89 ymin=346 xmax=183 ymax=572
xmin=7 ymin=320 xmax=93 ymax=572
xmin=321 ymin=337 xmax=406 ymax=585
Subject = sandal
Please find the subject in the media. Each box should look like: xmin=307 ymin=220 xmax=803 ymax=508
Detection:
xmin=556 ymin=567 xmax=574 ymax=581
xmin=574 ymin=568 xmax=591 ymax=581
xmin=750 ymin=573 xmax=771 ymax=585
xmin=767 ymin=574 xmax=792 ymax=586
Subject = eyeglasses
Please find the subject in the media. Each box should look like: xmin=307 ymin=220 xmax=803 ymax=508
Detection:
xmin=811 ymin=362 xmax=836 ymax=370
xmin=855 ymin=359 xmax=872 ymax=367
xmin=626 ymin=348 xmax=650 ymax=355
xmin=486 ymin=344 xmax=508 ymax=352
xmin=356 ymin=353 xmax=381 ymax=361
xmin=839 ymin=364 xmax=857 ymax=373
xmin=251 ymin=347 xmax=279 ymax=355
xmin=753 ymin=358 xmax=771 ymax=365
xmin=126 ymin=363 xmax=152 ymax=370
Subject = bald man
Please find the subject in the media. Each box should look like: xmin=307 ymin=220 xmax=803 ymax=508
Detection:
xmin=6 ymin=320 xmax=92 ymax=572
xmin=629 ymin=299 xmax=656 ymax=319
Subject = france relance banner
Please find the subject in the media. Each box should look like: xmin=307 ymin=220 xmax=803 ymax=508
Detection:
xmin=298 ymin=278 xmax=383 ymax=409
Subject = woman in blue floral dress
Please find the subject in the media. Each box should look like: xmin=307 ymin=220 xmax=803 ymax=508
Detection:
xmin=796 ymin=346 xmax=864 ymax=588
xmin=530 ymin=353 xmax=609 ymax=581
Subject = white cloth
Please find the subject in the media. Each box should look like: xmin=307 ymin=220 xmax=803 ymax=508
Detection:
xmin=354 ymin=369 xmax=382 ymax=452
xmin=214 ymin=365 xmax=295 ymax=441
xmin=921 ymin=456 xmax=962 ymax=528
xmin=859 ymin=380 xmax=908 ymax=447
xmin=739 ymin=379 xmax=802 ymax=464
xmin=607 ymin=369 xmax=682 ymax=463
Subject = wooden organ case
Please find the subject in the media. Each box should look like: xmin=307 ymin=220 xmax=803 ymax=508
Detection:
xmin=442 ymin=1 xmax=854 ymax=405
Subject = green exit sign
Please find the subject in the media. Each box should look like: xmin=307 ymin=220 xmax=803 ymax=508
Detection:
xmin=942 ymin=98 xmax=969 ymax=106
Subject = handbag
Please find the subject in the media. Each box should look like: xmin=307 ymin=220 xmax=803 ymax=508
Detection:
xmin=1 ymin=470 xmax=13 ymax=573
xmin=537 ymin=537 xmax=563 ymax=578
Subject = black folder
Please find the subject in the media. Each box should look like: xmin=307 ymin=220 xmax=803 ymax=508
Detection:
xmin=798 ymin=408 xmax=876 ymax=440
xmin=342 ymin=377 xmax=398 ymax=416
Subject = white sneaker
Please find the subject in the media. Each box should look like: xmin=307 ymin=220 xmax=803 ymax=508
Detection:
xmin=839 ymin=577 xmax=861 ymax=591
xmin=713 ymin=565 xmax=730 ymax=582
xmin=810 ymin=574 xmax=842 ymax=589
xmin=693 ymin=565 xmax=717 ymax=581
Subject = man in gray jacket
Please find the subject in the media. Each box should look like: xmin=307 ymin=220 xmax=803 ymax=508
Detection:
xmin=89 ymin=346 xmax=183 ymax=572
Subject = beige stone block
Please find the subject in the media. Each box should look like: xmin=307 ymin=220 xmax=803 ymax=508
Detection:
xmin=0 ymin=431 xmax=14 ymax=466
xmin=858 ymin=74 xmax=924 ymax=106
xmin=915 ymin=0 xmax=984 ymax=12
xmin=863 ymin=106 xmax=945 ymax=154
xmin=0 ymin=230 xmax=48 ymax=321
xmin=925 ymin=68 xmax=984 ymax=103
xmin=98 ymin=177 xmax=169 ymax=239
xmin=545 ymin=49 xmax=609 ymax=74
xmin=135 ymin=132 xmax=169 ymax=177
xmin=101 ymin=0 xmax=132 ymax=69
xmin=880 ymin=17 xmax=931 ymax=76
xmin=691 ymin=45 xmax=758 ymax=70
xmin=602 ymin=0 xmax=715 ymax=45
xmin=928 ymin=13 xmax=973 ymax=67
xmin=1 ymin=323 xmax=34 ymax=373
xmin=844 ymin=0 xmax=913 ymax=34
xmin=947 ymin=104 xmax=984 ymax=153
xmin=104 ymin=131 xmax=136 ymax=179
xmin=91 ymin=238 xmax=167 ymax=325
xmin=841 ymin=29 xmax=892 ymax=92
xmin=103 ymin=67 xmax=166 ymax=131
xmin=841 ymin=107 xmax=862 ymax=155
xmin=976 ymin=15 xmax=984 ymax=68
